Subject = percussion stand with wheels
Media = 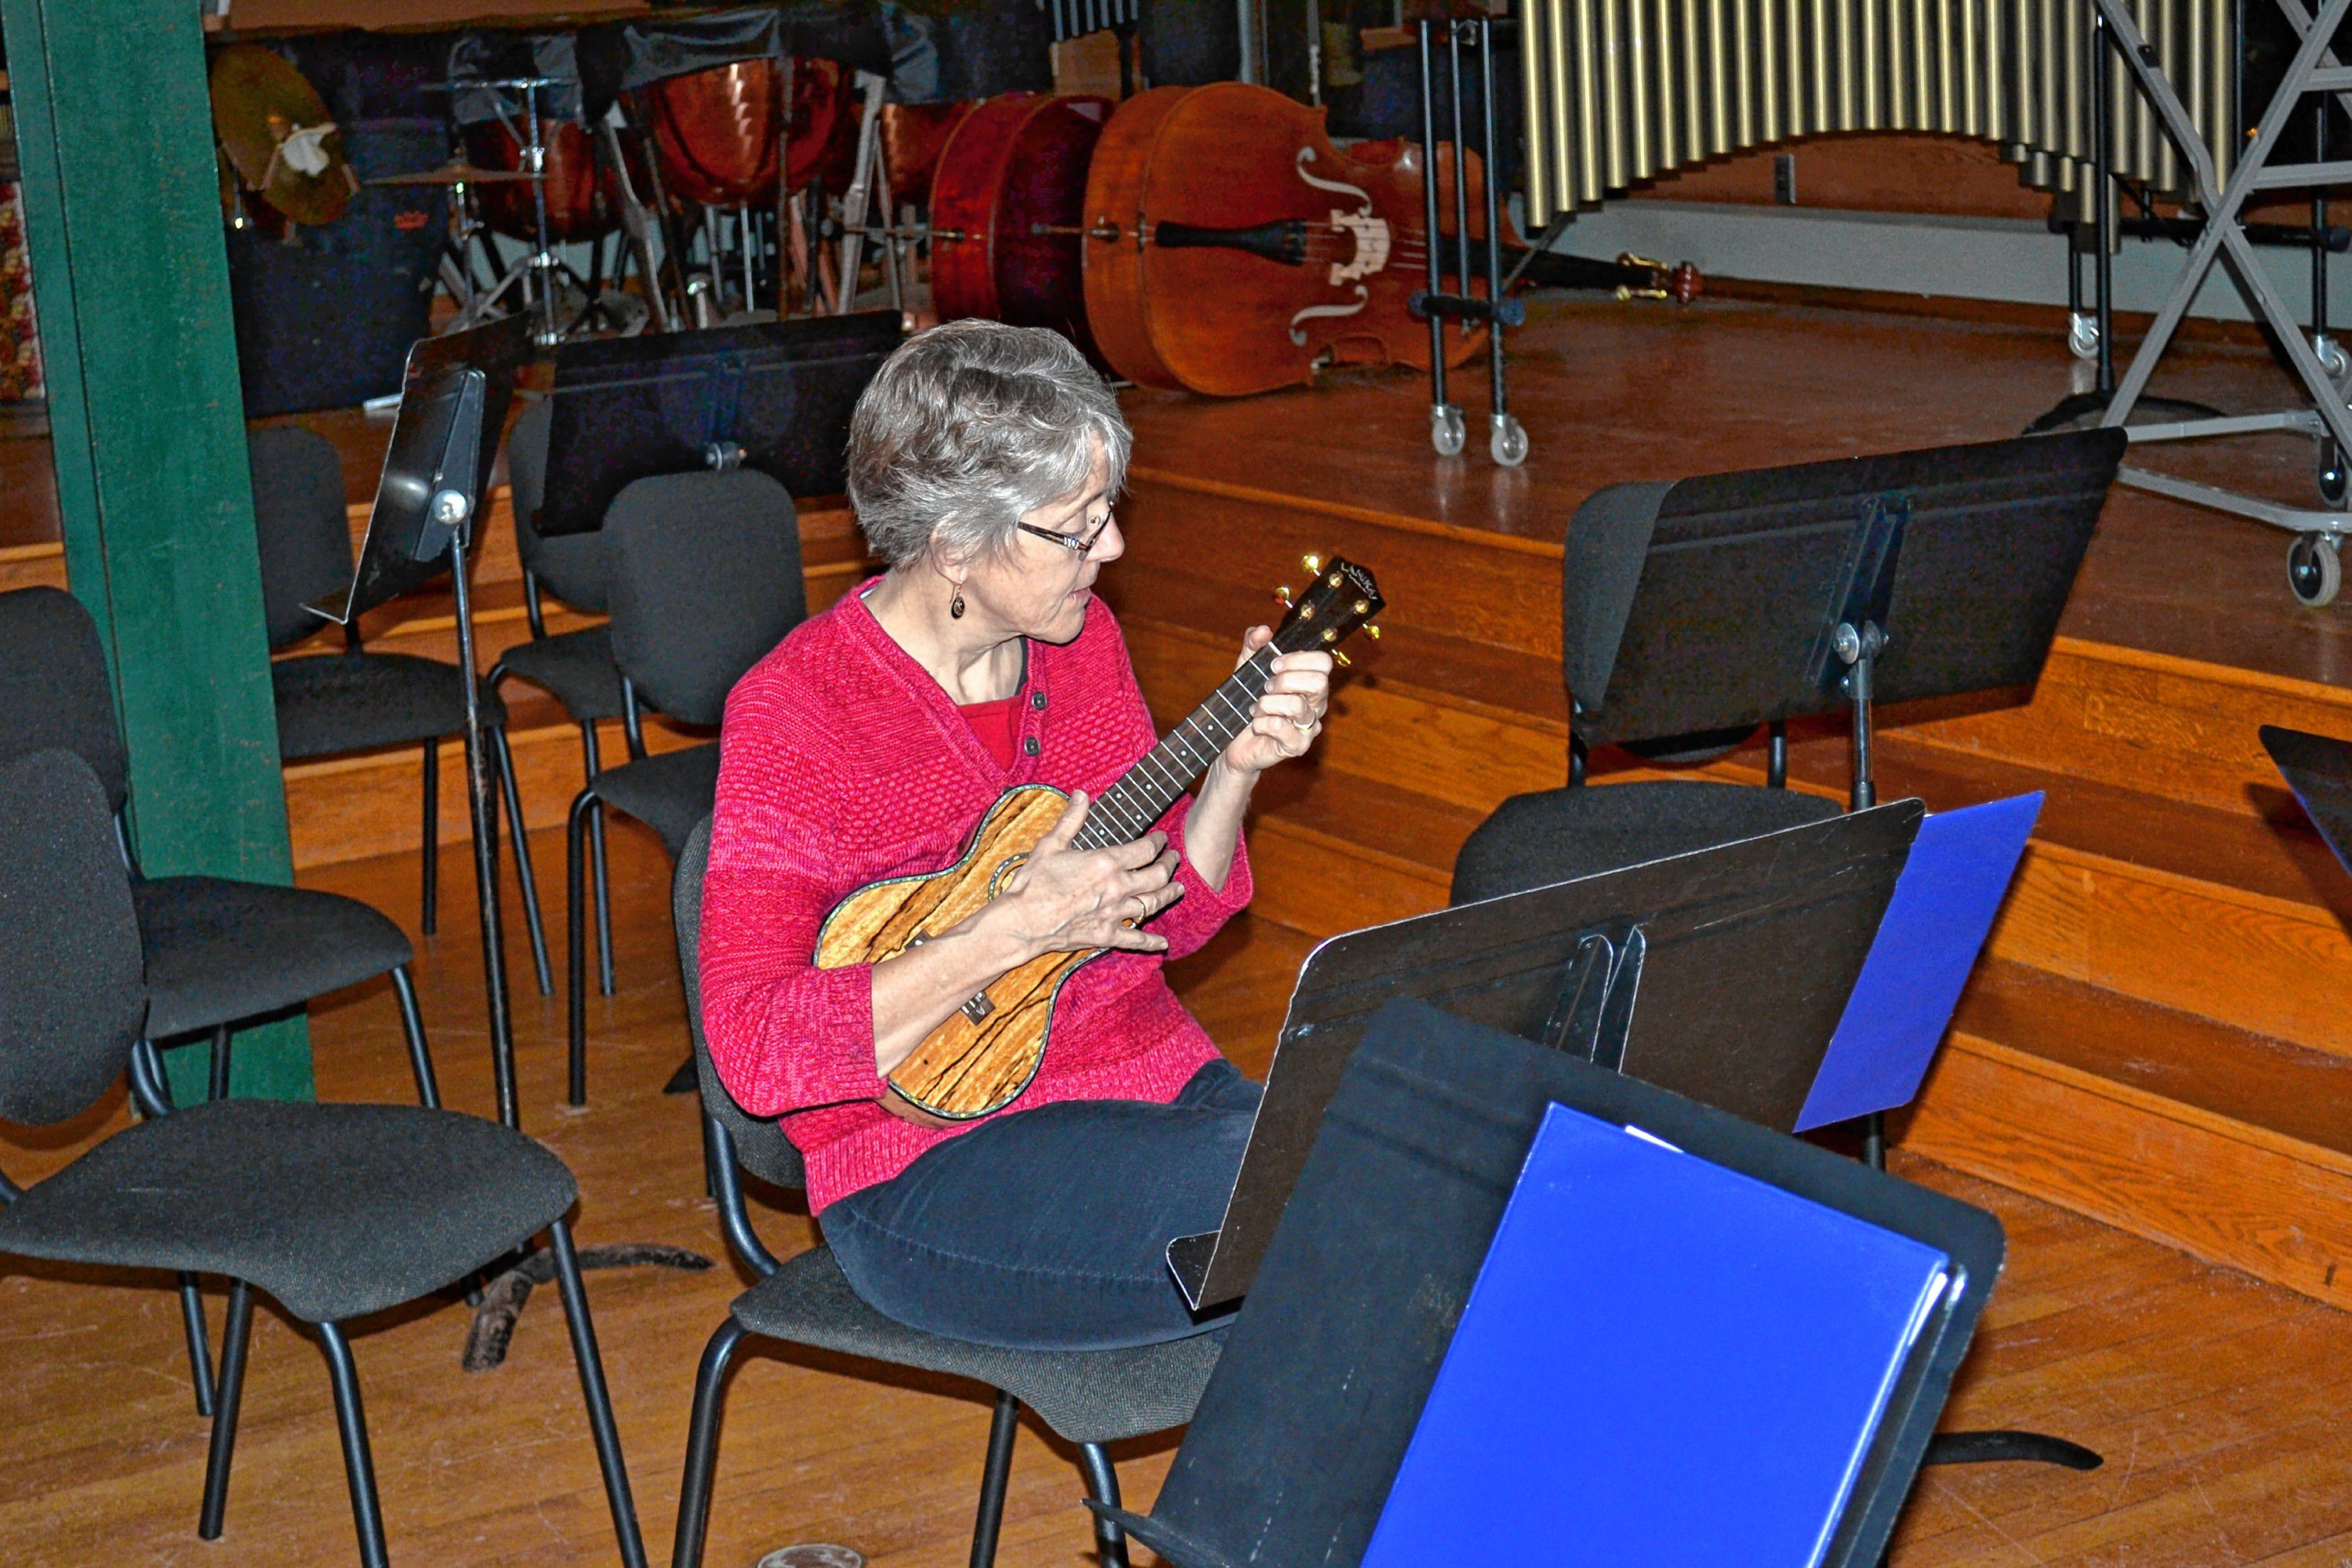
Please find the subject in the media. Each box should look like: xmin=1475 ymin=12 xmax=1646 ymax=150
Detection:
xmin=1410 ymin=19 xmax=1529 ymax=468
xmin=2071 ymin=0 xmax=2352 ymax=606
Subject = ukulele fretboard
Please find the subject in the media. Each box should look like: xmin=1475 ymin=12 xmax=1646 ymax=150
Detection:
xmin=1071 ymin=647 xmax=1279 ymax=851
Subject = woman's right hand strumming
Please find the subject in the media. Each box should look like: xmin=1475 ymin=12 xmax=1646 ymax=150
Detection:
xmin=867 ymin=789 xmax=1181 ymax=1085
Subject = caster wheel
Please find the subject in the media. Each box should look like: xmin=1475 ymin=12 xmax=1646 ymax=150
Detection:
xmin=2319 ymin=335 xmax=2350 ymax=380
xmin=1490 ymin=415 xmax=1530 ymax=467
xmin=2321 ymin=438 xmax=2349 ymax=506
xmin=2067 ymin=311 xmax=2100 ymax=361
xmin=1430 ymin=405 xmax=1466 ymax=457
xmin=2289 ymin=532 xmax=2343 ymax=607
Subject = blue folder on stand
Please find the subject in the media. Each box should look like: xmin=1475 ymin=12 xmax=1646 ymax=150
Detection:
xmin=1360 ymin=1103 xmax=1954 ymax=1568
xmin=1794 ymin=793 xmax=2042 ymax=1133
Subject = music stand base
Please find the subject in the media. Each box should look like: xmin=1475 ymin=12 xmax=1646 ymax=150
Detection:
xmin=462 ymin=1243 xmax=713 ymax=1371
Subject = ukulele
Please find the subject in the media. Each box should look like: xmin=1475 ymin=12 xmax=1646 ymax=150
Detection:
xmin=815 ymin=554 xmax=1387 ymax=1122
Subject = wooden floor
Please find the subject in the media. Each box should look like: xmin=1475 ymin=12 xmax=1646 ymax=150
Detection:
xmin=4 ymin=823 xmax=2352 ymax=1568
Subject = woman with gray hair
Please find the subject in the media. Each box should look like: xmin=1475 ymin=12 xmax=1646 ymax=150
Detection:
xmin=699 ymin=321 xmax=1333 ymax=1349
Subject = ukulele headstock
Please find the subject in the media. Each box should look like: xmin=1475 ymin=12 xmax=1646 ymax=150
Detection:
xmin=1270 ymin=554 xmax=1384 ymax=666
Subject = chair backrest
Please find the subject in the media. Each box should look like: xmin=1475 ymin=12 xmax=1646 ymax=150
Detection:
xmin=248 ymin=424 xmax=356 ymax=650
xmin=0 ymin=750 xmax=146 ymax=1128
xmin=506 ymin=397 xmax=614 ymax=612
xmin=674 ymin=815 xmax=809 ymax=1192
xmin=604 ymin=470 xmax=807 ymax=727
xmin=0 ymin=587 xmax=132 ymax=815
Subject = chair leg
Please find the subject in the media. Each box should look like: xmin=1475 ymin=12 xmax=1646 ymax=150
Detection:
xmin=567 ymin=787 xmax=595 ymax=1107
xmin=316 ymin=1321 xmax=390 ymax=1568
xmin=491 ymin=724 xmax=554 ymax=996
xmin=420 ymin=739 xmax=439 ymax=935
xmin=198 ymin=1279 xmax=255 ymax=1540
xmin=672 ymin=1317 xmax=750 ymax=1568
xmin=969 ymin=1390 xmax=1021 ymax=1568
xmin=547 ymin=1220 xmax=650 ymax=1568
xmin=579 ymin=722 xmax=615 ymax=997
xmin=177 ymin=1274 xmax=216 ymax=1420
xmin=207 ymin=1023 xmax=232 ymax=1102
xmin=387 ymin=964 xmax=441 ymax=1109
xmin=1076 ymin=1443 xmax=1130 ymax=1568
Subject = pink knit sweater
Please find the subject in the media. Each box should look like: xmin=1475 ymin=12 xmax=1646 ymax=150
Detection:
xmin=699 ymin=583 xmax=1251 ymax=1211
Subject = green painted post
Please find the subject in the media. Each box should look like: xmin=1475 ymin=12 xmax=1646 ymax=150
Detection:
xmin=5 ymin=0 xmax=311 ymax=1098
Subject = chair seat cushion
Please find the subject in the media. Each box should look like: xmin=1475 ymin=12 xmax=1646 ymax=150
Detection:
xmin=1451 ymin=780 xmax=1844 ymax=905
xmin=0 ymin=1100 xmax=575 ymax=1323
xmin=272 ymin=652 xmax=507 ymax=761
xmin=732 ymin=1246 xmax=1222 ymax=1446
xmin=136 ymin=877 xmax=414 ymax=1040
xmin=495 ymin=626 xmax=626 ymax=723
xmin=589 ymin=743 xmax=721 ymax=857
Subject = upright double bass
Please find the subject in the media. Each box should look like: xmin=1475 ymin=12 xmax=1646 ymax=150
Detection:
xmin=1080 ymin=83 xmax=1696 ymax=397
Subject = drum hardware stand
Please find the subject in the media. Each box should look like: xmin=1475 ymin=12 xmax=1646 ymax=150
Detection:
xmin=2076 ymin=0 xmax=2352 ymax=605
xmin=832 ymin=71 xmax=902 ymax=314
xmin=597 ymin=112 xmax=675 ymax=333
xmin=446 ymin=75 xmax=615 ymax=347
xmin=1410 ymin=18 xmax=1530 ymax=467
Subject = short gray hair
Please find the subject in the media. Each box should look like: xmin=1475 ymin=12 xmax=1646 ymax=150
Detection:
xmin=844 ymin=320 xmax=1132 ymax=569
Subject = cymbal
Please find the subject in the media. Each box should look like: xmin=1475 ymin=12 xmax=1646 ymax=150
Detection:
xmin=371 ymin=164 xmax=539 ymax=187
xmin=209 ymin=43 xmax=354 ymax=227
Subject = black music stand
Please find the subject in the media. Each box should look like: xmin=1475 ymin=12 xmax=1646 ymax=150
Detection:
xmin=536 ymin=312 xmax=905 ymax=535
xmin=1569 ymin=426 xmax=2122 ymax=1168
xmin=1171 ymin=801 xmax=1924 ymax=1315
xmin=310 ymin=318 xmax=713 ymax=1367
xmin=1104 ymin=998 xmax=2009 ymax=1568
xmin=309 ymin=316 xmax=531 ymax=1124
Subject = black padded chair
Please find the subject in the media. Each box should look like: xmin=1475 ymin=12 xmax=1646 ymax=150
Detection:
xmin=1449 ymin=481 xmax=1840 ymax=906
xmin=564 ymin=469 xmax=808 ymax=1106
xmin=489 ymin=398 xmax=633 ymax=997
xmin=0 ymin=585 xmax=445 ymax=1410
xmin=0 ymin=748 xmax=647 ymax=1568
xmin=249 ymin=424 xmax=550 ymax=991
xmin=666 ymin=818 xmax=1220 ymax=1568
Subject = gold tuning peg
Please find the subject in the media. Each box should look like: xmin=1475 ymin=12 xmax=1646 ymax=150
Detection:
xmin=1301 ymin=553 xmax=1323 ymax=573
xmin=1275 ymin=584 xmax=1294 ymax=607
xmin=1364 ymin=623 xmax=1382 ymax=641
xmin=1333 ymin=649 xmax=1352 ymax=668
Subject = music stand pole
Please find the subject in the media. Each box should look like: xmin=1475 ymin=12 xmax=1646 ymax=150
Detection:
xmin=442 ymin=510 xmax=520 ymax=1128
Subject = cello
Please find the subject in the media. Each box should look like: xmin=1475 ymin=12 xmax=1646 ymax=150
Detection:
xmin=1080 ymin=83 xmax=1697 ymax=397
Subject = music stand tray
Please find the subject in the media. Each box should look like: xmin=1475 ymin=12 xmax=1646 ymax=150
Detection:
xmin=1169 ymin=799 xmax=1925 ymax=1313
xmin=1108 ymin=997 xmax=2005 ymax=1568
xmin=536 ymin=312 xmax=904 ymax=536
xmin=1569 ymin=427 xmax=2122 ymax=801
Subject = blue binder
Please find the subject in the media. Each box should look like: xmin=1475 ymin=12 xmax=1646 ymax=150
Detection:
xmin=1795 ymin=793 xmax=2042 ymax=1132
xmin=1361 ymin=1102 xmax=1952 ymax=1568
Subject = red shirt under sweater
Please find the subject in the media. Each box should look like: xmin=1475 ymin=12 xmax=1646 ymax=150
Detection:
xmin=699 ymin=581 xmax=1252 ymax=1211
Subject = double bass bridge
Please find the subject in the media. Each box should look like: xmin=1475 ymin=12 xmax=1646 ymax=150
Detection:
xmin=1327 ymin=210 xmax=1390 ymax=285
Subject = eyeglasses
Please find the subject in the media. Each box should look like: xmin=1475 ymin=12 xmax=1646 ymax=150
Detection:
xmin=1016 ymin=510 xmax=1113 ymax=557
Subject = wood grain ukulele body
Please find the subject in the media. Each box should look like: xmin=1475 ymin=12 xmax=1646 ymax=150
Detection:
xmin=814 ymin=784 xmax=1091 ymax=1121
xmin=815 ymin=554 xmax=1385 ymax=1123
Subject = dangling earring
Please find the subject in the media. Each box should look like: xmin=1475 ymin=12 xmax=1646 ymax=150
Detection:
xmin=950 ymin=588 xmax=966 ymax=619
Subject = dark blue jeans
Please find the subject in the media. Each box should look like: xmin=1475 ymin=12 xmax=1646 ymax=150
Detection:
xmin=822 ymin=1060 xmax=1262 ymax=1350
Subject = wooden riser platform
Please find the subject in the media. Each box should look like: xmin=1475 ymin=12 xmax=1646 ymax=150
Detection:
xmin=1102 ymin=415 xmax=2352 ymax=1315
